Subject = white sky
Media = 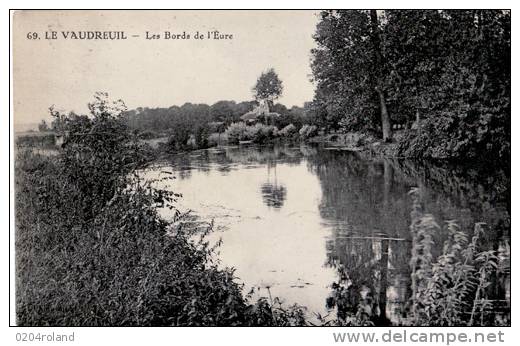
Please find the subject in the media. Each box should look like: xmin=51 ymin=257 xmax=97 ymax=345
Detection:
xmin=12 ymin=10 xmax=319 ymax=125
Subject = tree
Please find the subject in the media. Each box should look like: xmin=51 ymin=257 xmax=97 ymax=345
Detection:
xmin=252 ymin=68 xmax=283 ymax=111
xmin=311 ymin=10 xmax=381 ymax=133
xmin=311 ymin=10 xmax=510 ymax=162
xmin=386 ymin=10 xmax=510 ymax=162
xmin=369 ymin=10 xmax=392 ymax=141
xmin=38 ymin=120 xmax=49 ymax=132
xmin=210 ymin=100 xmax=238 ymax=123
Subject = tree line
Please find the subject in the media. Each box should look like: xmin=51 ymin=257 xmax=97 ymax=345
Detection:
xmin=122 ymin=101 xmax=311 ymax=135
xmin=310 ymin=10 xmax=510 ymax=162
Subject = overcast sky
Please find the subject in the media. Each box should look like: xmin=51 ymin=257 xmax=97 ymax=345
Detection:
xmin=13 ymin=10 xmax=319 ymax=125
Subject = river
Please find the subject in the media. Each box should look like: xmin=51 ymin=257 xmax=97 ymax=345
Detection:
xmin=143 ymin=144 xmax=510 ymax=325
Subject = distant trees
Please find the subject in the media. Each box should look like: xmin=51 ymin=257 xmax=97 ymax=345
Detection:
xmin=122 ymin=99 xmax=311 ymax=149
xmin=209 ymin=100 xmax=238 ymax=123
xmin=123 ymin=100 xmax=309 ymax=134
xmin=38 ymin=120 xmax=49 ymax=132
xmin=310 ymin=10 xmax=510 ymax=162
xmin=252 ymin=68 xmax=284 ymax=111
xmin=124 ymin=101 xmax=248 ymax=133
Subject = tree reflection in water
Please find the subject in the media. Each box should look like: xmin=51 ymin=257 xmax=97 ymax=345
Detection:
xmin=260 ymin=183 xmax=287 ymax=209
xmin=308 ymin=149 xmax=509 ymax=325
xmin=260 ymin=162 xmax=287 ymax=210
xmin=162 ymin=145 xmax=509 ymax=325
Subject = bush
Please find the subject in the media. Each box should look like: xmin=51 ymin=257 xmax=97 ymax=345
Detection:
xmin=247 ymin=124 xmax=278 ymax=144
xmin=224 ymin=122 xmax=250 ymax=144
xmin=279 ymin=123 xmax=297 ymax=138
xmin=208 ymin=132 xmax=227 ymax=146
xmin=16 ymin=149 xmax=252 ymax=326
xmin=224 ymin=123 xmax=278 ymax=144
xmin=166 ymin=126 xmax=191 ymax=151
xmin=396 ymin=109 xmax=510 ymax=165
xmin=194 ymin=124 xmax=210 ymax=149
xmin=299 ymin=124 xmax=318 ymax=139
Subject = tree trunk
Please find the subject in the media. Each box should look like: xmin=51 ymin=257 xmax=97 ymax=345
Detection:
xmin=370 ymin=10 xmax=393 ymax=142
xmin=378 ymin=89 xmax=392 ymax=142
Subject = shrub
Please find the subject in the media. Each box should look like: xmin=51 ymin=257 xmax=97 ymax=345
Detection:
xmin=16 ymin=150 xmax=251 ymax=326
xmin=208 ymin=132 xmax=227 ymax=146
xmin=166 ymin=124 xmax=192 ymax=151
xmin=194 ymin=124 xmax=210 ymax=149
xmin=396 ymin=110 xmax=510 ymax=165
xmin=247 ymin=124 xmax=278 ymax=144
xmin=224 ymin=122 xmax=250 ymax=144
xmin=299 ymin=124 xmax=318 ymax=139
xmin=279 ymin=123 xmax=297 ymax=137
xmin=224 ymin=123 xmax=278 ymax=144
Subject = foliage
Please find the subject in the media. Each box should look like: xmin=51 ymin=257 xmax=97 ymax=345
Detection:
xmin=242 ymin=292 xmax=307 ymax=327
xmin=122 ymin=100 xmax=308 ymax=150
xmin=408 ymin=188 xmax=509 ymax=326
xmin=209 ymin=100 xmax=239 ymax=123
xmin=278 ymin=123 xmax=297 ymax=138
xmin=122 ymin=100 xmax=310 ymax=146
xmin=311 ymin=10 xmax=510 ymax=163
xmin=299 ymin=124 xmax=318 ymax=139
xmin=16 ymin=147 xmax=251 ymax=326
xmin=224 ymin=122 xmax=279 ymax=144
xmin=16 ymin=94 xmax=306 ymax=326
xmin=208 ymin=132 xmax=226 ymax=147
xmin=137 ymin=130 xmax=158 ymax=140
xmin=224 ymin=122 xmax=250 ymax=144
xmin=38 ymin=120 xmax=50 ymax=132
xmin=247 ymin=124 xmax=278 ymax=144
xmin=252 ymin=68 xmax=283 ymax=105
xmin=311 ymin=11 xmax=381 ymax=133
xmin=194 ymin=124 xmax=210 ymax=149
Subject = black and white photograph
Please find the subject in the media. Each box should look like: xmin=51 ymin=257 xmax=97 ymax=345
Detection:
xmin=9 ymin=7 xmax=511 ymax=336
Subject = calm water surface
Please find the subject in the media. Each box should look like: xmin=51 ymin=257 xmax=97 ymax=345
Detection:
xmin=144 ymin=144 xmax=510 ymax=324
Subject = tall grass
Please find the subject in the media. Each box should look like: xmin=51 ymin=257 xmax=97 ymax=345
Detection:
xmin=408 ymin=188 xmax=509 ymax=326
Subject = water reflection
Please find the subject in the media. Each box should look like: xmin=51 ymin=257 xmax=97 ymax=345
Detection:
xmin=307 ymin=149 xmax=509 ymax=325
xmin=147 ymin=144 xmax=510 ymax=324
xmin=260 ymin=183 xmax=287 ymax=209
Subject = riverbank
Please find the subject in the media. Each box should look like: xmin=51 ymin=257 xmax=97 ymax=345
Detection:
xmin=141 ymin=126 xmax=410 ymax=161
xmin=308 ymin=130 xmax=404 ymax=157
